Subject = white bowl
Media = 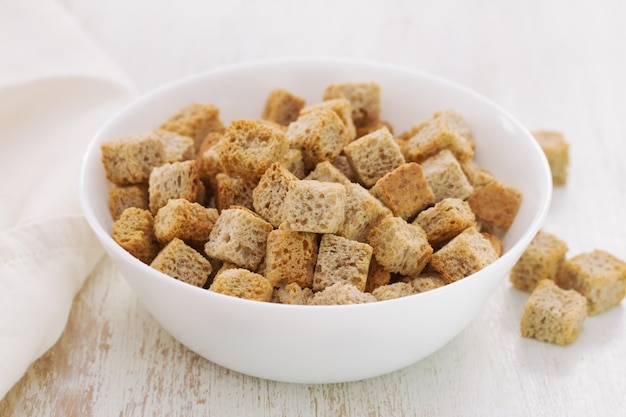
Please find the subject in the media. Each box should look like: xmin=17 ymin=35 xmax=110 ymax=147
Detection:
xmin=79 ymin=57 xmax=552 ymax=384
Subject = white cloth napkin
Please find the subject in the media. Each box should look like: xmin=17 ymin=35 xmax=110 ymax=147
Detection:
xmin=0 ymin=0 xmax=136 ymax=398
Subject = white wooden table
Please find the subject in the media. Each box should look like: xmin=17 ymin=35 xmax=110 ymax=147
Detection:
xmin=2 ymin=1 xmax=626 ymax=415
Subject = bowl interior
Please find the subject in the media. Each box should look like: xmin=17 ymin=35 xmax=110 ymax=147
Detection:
xmin=79 ymin=57 xmax=552 ymax=383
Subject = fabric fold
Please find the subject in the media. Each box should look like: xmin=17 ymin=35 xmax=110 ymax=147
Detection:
xmin=0 ymin=0 xmax=137 ymax=399
xmin=0 ymin=216 xmax=105 ymax=397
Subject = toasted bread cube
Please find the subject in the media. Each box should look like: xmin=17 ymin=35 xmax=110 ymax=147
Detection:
xmin=154 ymin=198 xmax=219 ymax=247
xmin=274 ymin=282 xmax=314 ymax=305
xmin=467 ymin=170 xmax=522 ymax=231
xmin=404 ymin=273 xmax=446 ymax=293
xmin=370 ymin=162 xmax=435 ymax=220
xmin=160 ymin=102 xmax=225 ymax=150
xmin=309 ymin=282 xmax=376 ymax=305
xmin=400 ymin=110 xmax=474 ymax=163
xmin=429 ymin=227 xmax=499 ymax=283
xmin=148 ymin=160 xmax=199 ymax=214
xmin=214 ymin=172 xmax=257 ymax=212
xmin=252 ymin=162 xmax=299 ymax=227
xmin=413 ymin=198 xmax=476 ymax=247
xmin=108 ymin=185 xmax=149 ymax=220
xmin=509 ymin=230 xmax=568 ymax=292
xmin=555 ymin=250 xmax=626 ymax=315
xmin=111 ymin=207 xmax=159 ymax=264
xmin=356 ymin=120 xmax=394 ymax=139
xmin=153 ymin=128 xmax=195 ymax=163
xmin=532 ymin=130 xmax=569 ymax=186
xmin=150 ymin=238 xmax=213 ymax=288
xmin=520 ymin=279 xmax=587 ymax=345
xmin=322 ymin=82 xmax=381 ymax=128
xmin=209 ymin=268 xmax=273 ymax=302
xmin=300 ymin=98 xmax=356 ymax=141
xmin=204 ymin=207 xmax=273 ymax=270
xmin=368 ymin=216 xmax=432 ymax=277
xmin=286 ymin=108 xmax=350 ymax=170
xmin=262 ymin=89 xmax=306 ymax=126
xmin=338 ymin=182 xmax=392 ymax=242
xmin=101 ymin=132 xmax=166 ymax=186
xmin=421 ymin=150 xmax=473 ymax=203
xmin=365 ymin=256 xmax=392 ymax=293
xmin=198 ymin=131 xmax=224 ymax=183
xmin=372 ymin=282 xmax=415 ymax=301
xmin=280 ymin=180 xmax=346 ymax=234
xmin=331 ymin=155 xmax=358 ymax=183
xmin=305 ymin=160 xmax=352 ymax=186
xmin=343 ymin=127 xmax=405 ymax=188
xmin=482 ymin=232 xmax=504 ymax=257
xmin=280 ymin=147 xmax=306 ymax=179
xmin=219 ymin=119 xmax=289 ymax=180
xmin=265 ymin=230 xmax=318 ymax=288
xmin=313 ymin=234 xmax=373 ymax=292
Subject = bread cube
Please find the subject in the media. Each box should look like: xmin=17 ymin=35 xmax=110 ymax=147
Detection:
xmin=482 ymin=232 xmax=504 ymax=257
xmin=413 ymin=198 xmax=476 ymax=247
xmin=356 ymin=120 xmax=394 ymax=139
xmin=280 ymin=180 xmax=346 ymax=234
xmin=252 ymin=162 xmax=299 ymax=227
xmin=150 ymin=238 xmax=213 ymax=288
xmin=108 ymin=185 xmax=148 ymax=220
xmin=274 ymin=282 xmax=314 ymax=305
xmin=532 ymin=130 xmax=569 ymax=186
xmin=399 ymin=110 xmax=474 ymax=163
xmin=214 ymin=172 xmax=257 ymax=212
xmin=101 ymin=132 xmax=166 ymax=186
xmin=262 ymin=89 xmax=306 ymax=126
xmin=364 ymin=256 xmax=392 ymax=293
xmin=286 ymin=107 xmax=350 ymax=170
xmin=111 ymin=207 xmax=159 ymax=264
xmin=313 ymin=234 xmax=373 ymax=292
xmin=368 ymin=216 xmax=432 ymax=277
xmin=153 ymin=128 xmax=195 ymax=163
xmin=331 ymin=155 xmax=358 ymax=183
xmin=421 ymin=150 xmax=473 ymax=202
xmin=404 ymin=273 xmax=446 ymax=293
xmin=322 ymin=82 xmax=381 ymax=127
xmin=219 ymin=119 xmax=289 ymax=180
xmin=309 ymin=282 xmax=376 ymax=305
xmin=280 ymin=148 xmax=306 ymax=179
xmin=372 ymin=282 xmax=415 ymax=301
xmin=305 ymin=160 xmax=352 ymax=186
xmin=265 ymin=229 xmax=318 ymax=288
xmin=370 ymin=162 xmax=435 ymax=220
xmin=555 ymin=250 xmax=626 ymax=315
xmin=467 ymin=170 xmax=522 ymax=231
xmin=154 ymin=198 xmax=219 ymax=247
xmin=204 ymin=207 xmax=273 ymax=270
xmin=520 ymin=279 xmax=587 ymax=345
xmin=337 ymin=182 xmax=392 ymax=242
xmin=429 ymin=227 xmax=499 ymax=283
xmin=209 ymin=268 xmax=274 ymax=302
xmin=343 ymin=127 xmax=405 ymax=188
xmin=509 ymin=230 xmax=568 ymax=292
xmin=160 ymin=102 xmax=225 ymax=150
xmin=301 ymin=98 xmax=356 ymax=141
xmin=198 ymin=131 xmax=224 ymax=183
xmin=148 ymin=160 xmax=199 ymax=214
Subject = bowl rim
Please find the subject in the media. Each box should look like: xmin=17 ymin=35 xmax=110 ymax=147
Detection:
xmin=78 ymin=56 xmax=553 ymax=311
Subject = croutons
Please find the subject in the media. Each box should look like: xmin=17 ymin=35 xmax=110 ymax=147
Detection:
xmin=520 ymin=279 xmax=587 ymax=345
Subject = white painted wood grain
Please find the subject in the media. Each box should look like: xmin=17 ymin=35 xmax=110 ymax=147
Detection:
xmin=3 ymin=0 xmax=625 ymax=415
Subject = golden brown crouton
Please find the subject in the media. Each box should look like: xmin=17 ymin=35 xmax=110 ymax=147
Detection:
xmin=520 ymin=279 xmax=587 ymax=345
xmin=150 ymin=238 xmax=213 ymax=288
